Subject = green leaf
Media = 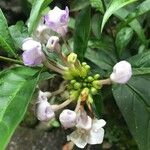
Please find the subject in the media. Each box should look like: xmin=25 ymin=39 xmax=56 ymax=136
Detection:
xmin=0 ymin=9 xmax=17 ymax=58
xmin=85 ymin=39 xmax=117 ymax=71
xmin=115 ymin=27 xmax=133 ymax=57
xmin=101 ymin=0 xmax=137 ymax=32
xmin=128 ymin=51 xmax=150 ymax=68
xmin=28 ymin=0 xmax=52 ymax=35
xmin=112 ymin=75 xmax=150 ymax=150
xmin=114 ymin=8 xmax=147 ymax=46
xmin=74 ymin=6 xmax=91 ymax=61
xmin=119 ymin=0 xmax=150 ymax=29
xmin=0 ymin=66 xmax=41 ymax=149
xmin=91 ymin=14 xmax=102 ymax=39
xmin=91 ymin=93 xmax=103 ymax=118
xmin=90 ymin=0 xmax=104 ymax=13
xmin=39 ymin=71 xmax=55 ymax=81
xmin=70 ymin=0 xmax=90 ymax=11
xmin=9 ymin=21 xmax=29 ymax=49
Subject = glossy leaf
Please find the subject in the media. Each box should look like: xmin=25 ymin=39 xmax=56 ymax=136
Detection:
xmin=114 ymin=8 xmax=147 ymax=46
xmin=0 ymin=9 xmax=17 ymax=58
xmin=115 ymin=27 xmax=133 ymax=57
xmin=101 ymin=0 xmax=137 ymax=32
xmin=28 ymin=0 xmax=52 ymax=35
xmin=74 ymin=6 xmax=91 ymax=61
xmin=70 ymin=0 xmax=90 ymax=11
xmin=112 ymin=75 xmax=150 ymax=150
xmin=0 ymin=66 xmax=41 ymax=149
xmin=119 ymin=0 xmax=150 ymax=29
xmin=85 ymin=39 xmax=117 ymax=71
xmin=9 ymin=21 xmax=29 ymax=49
xmin=90 ymin=0 xmax=104 ymax=13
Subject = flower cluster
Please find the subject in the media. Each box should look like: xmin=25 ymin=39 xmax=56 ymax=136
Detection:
xmin=21 ymin=6 xmax=133 ymax=149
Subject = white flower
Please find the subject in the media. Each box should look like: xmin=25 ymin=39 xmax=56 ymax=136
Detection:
xmin=36 ymin=91 xmax=55 ymax=121
xmin=59 ymin=109 xmax=77 ymax=128
xmin=46 ymin=36 xmax=60 ymax=52
xmin=110 ymin=61 xmax=132 ymax=84
xmin=67 ymin=119 xmax=106 ymax=148
xmin=76 ymin=109 xmax=92 ymax=130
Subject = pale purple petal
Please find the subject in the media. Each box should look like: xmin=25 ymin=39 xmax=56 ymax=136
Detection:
xmin=88 ymin=128 xmax=104 ymax=145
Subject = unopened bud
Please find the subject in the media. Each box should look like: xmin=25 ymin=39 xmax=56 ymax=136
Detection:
xmin=90 ymin=87 xmax=98 ymax=95
xmin=67 ymin=53 xmax=77 ymax=64
xmin=110 ymin=61 xmax=132 ymax=84
xmin=92 ymin=80 xmax=101 ymax=89
xmin=59 ymin=109 xmax=77 ymax=128
xmin=46 ymin=36 xmax=60 ymax=52
xmin=87 ymin=76 xmax=94 ymax=82
xmin=94 ymin=74 xmax=100 ymax=79
xmin=74 ymin=82 xmax=82 ymax=90
xmin=70 ymin=80 xmax=76 ymax=84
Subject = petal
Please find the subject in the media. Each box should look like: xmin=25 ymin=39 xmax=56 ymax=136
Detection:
xmin=67 ymin=129 xmax=88 ymax=149
xmin=92 ymin=119 xmax=106 ymax=130
xmin=88 ymin=128 xmax=104 ymax=145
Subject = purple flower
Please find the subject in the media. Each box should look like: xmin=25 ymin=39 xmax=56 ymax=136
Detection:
xmin=22 ymin=38 xmax=45 ymax=66
xmin=44 ymin=6 xmax=69 ymax=36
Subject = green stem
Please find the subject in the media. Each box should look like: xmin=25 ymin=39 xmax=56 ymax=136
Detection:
xmin=0 ymin=56 xmax=23 ymax=65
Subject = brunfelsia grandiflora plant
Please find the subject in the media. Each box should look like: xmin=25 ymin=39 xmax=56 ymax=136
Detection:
xmin=0 ymin=0 xmax=150 ymax=149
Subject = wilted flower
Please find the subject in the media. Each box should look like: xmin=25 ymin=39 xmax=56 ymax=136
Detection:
xmin=110 ymin=61 xmax=132 ymax=84
xmin=67 ymin=119 xmax=106 ymax=148
xmin=22 ymin=38 xmax=45 ymax=66
xmin=59 ymin=109 xmax=77 ymax=128
xmin=46 ymin=36 xmax=60 ymax=52
xmin=36 ymin=91 xmax=55 ymax=121
xmin=76 ymin=109 xmax=92 ymax=130
xmin=44 ymin=6 xmax=69 ymax=36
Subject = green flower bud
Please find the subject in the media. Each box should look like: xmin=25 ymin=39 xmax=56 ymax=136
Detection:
xmin=92 ymin=80 xmax=101 ymax=89
xmin=88 ymin=94 xmax=93 ymax=103
xmin=90 ymin=87 xmax=98 ymax=95
xmin=82 ymin=62 xmax=87 ymax=66
xmin=70 ymin=80 xmax=76 ymax=84
xmin=80 ymin=67 xmax=88 ymax=78
xmin=74 ymin=82 xmax=82 ymax=90
xmin=83 ymin=83 xmax=87 ymax=87
xmin=83 ymin=65 xmax=90 ymax=74
xmin=87 ymin=76 xmax=94 ymax=82
xmin=63 ymin=70 xmax=73 ymax=80
xmin=70 ymin=90 xmax=80 ymax=100
xmin=94 ymin=74 xmax=100 ymax=80
xmin=67 ymin=53 xmax=77 ymax=64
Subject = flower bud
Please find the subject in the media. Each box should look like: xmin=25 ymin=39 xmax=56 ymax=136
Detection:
xmin=44 ymin=6 xmax=69 ymax=36
xmin=67 ymin=53 xmax=77 ymax=64
xmin=110 ymin=61 xmax=132 ymax=84
xmin=92 ymin=80 xmax=101 ymax=89
xmin=74 ymin=82 xmax=82 ymax=90
xmin=46 ymin=36 xmax=60 ymax=52
xmin=87 ymin=76 xmax=94 ymax=82
xmin=94 ymin=74 xmax=100 ymax=80
xmin=59 ymin=109 xmax=77 ymax=128
xmin=22 ymin=38 xmax=45 ymax=66
xmin=36 ymin=101 xmax=55 ymax=121
xmin=90 ymin=87 xmax=98 ymax=95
